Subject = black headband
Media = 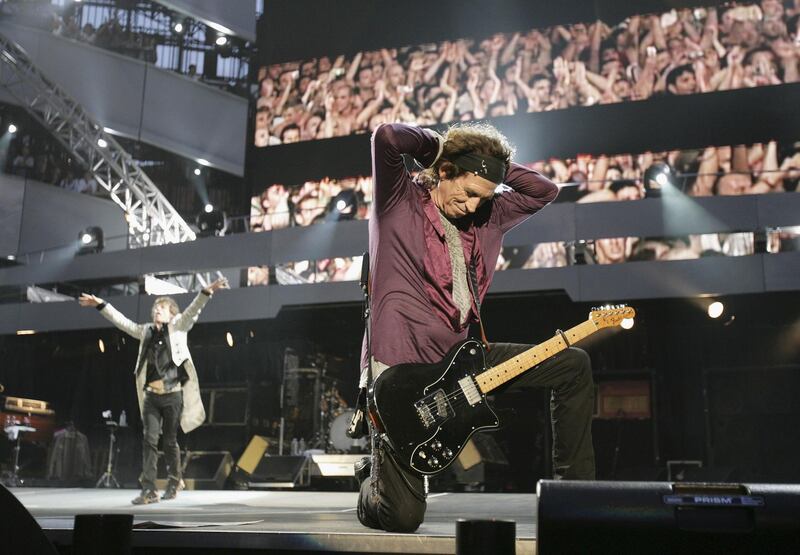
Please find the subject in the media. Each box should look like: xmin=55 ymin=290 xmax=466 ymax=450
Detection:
xmin=443 ymin=152 xmax=507 ymax=185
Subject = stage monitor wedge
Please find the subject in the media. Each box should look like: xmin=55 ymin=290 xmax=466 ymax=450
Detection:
xmin=237 ymin=435 xmax=270 ymax=476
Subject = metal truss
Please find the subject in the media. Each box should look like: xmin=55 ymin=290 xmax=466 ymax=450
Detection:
xmin=0 ymin=32 xmax=196 ymax=249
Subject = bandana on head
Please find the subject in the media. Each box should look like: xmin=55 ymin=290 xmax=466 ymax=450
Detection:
xmin=443 ymin=152 xmax=507 ymax=185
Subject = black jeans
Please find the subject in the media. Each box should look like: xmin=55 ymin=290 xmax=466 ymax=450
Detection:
xmin=487 ymin=343 xmax=596 ymax=480
xmin=140 ymin=390 xmax=183 ymax=491
xmin=357 ymin=342 xmax=595 ymax=532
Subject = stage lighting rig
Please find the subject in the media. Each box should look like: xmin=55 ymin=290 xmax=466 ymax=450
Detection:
xmin=77 ymin=226 xmax=104 ymax=255
xmin=196 ymin=206 xmax=226 ymax=237
xmin=707 ymin=301 xmax=724 ymax=319
xmin=326 ymin=189 xmax=359 ymax=221
xmin=643 ymin=162 xmax=679 ymax=197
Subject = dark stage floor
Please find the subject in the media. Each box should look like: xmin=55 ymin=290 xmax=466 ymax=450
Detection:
xmin=12 ymin=487 xmax=537 ymax=554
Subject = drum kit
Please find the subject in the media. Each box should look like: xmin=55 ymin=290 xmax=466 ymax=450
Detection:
xmin=282 ymin=366 xmax=366 ymax=455
xmin=321 ymin=387 xmax=367 ymax=453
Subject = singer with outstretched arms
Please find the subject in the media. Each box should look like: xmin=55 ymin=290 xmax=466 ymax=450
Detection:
xmin=79 ymin=277 xmax=228 ymax=504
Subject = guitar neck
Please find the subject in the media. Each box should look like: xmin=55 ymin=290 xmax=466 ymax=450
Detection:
xmin=476 ymin=319 xmax=599 ymax=394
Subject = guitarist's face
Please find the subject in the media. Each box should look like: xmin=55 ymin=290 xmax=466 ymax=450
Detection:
xmin=433 ymin=170 xmax=496 ymax=219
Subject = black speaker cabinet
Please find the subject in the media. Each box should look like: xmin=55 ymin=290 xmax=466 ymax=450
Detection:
xmin=537 ymin=480 xmax=800 ymax=555
xmin=248 ymin=455 xmax=308 ymax=488
xmin=157 ymin=451 xmax=232 ymax=490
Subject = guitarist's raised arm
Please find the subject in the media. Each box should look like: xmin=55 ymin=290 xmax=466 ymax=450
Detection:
xmin=371 ymin=123 xmax=443 ymax=214
xmin=490 ymin=163 xmax=559 ymax=233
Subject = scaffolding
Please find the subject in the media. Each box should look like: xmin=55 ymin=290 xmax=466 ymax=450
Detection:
xmin=0 ymin=31 xmax=196 ymax=249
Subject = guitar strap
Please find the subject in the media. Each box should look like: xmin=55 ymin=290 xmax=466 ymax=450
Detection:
xmin=468 ymin=258 xmax=491 ymax=351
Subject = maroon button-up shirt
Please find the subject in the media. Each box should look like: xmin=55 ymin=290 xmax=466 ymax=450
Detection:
xmin=361 ymin=123 xmax=558 ymax=374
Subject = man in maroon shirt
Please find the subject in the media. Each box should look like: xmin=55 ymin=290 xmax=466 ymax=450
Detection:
xmin=357 ymin=122 xmax=595 ymax=533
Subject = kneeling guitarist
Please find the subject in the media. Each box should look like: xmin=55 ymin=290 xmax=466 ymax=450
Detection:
xmin=355 ymin=122 xmax=595 ymax=533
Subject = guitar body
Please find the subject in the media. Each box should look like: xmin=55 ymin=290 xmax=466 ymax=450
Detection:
xmin=371 ymin=339 xmax=499 ymax=475
xmin=370 ymin=306 xmax=636 ymax=476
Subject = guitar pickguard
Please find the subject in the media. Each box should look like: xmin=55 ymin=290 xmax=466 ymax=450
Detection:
xmin=372 ymin=340 xmax=500 ymax=475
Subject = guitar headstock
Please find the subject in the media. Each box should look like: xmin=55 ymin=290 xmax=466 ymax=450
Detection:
xmin=589 ymin=305 xmax=636 ymax=329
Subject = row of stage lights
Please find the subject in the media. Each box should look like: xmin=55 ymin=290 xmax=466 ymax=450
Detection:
xmin=16 ymin=304 xmax=732 ymax=337
xmin=8 ymin=121 xmax=109 ymax=149
xmin=93 ymin=330 xmax=243 ymax=353
xmin=171 ymin=18 xmax=230 ymax=46
xmin=614 ymin=299 xmax=729 ymax=332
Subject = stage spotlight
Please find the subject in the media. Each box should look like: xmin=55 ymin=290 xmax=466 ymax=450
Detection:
xmin=8 ymin=123 xmax=17 ymax=134
xmin=193 ymin=167 xmax=201 ymax=176
xmin=621 ymin=317 xmax=635 ymax=330
xmin=226 ymin=332 xmax=234 ymax=348
xmin=326 ymin=189 xmax=359 ymax=221
xmin=98 ymin=338 xmax=105 ymax=353
xmin=97 ymin=138 xmax=108 ymax=148
xmin=215 ymin=35 xmax=228 ymax=46
xmin=196 ymin=207 xmax=226 ymax=237
xmin=708 ymin=301 xmax=724 ymax=319
xmin=643 ymin=162 xmax=677 ymax=197
xmin=77 ymin=226 xmax=104 ymax=255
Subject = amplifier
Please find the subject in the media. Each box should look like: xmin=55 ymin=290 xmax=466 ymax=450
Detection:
xmin=4 ymin=396 xmax=54 ymax=416
xmin=594 ymin=380 xmax=651 ymax=420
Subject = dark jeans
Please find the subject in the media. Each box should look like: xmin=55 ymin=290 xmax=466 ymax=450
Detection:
xmin=357 ymin=439 xmax=427 ymax=533
xmin=488 ymin=343 xmax=596 ymax=480
xmin=140 ymin=390 xmax=183 ymax=491
xmin=357 ymin=342 xmax=595 ymax=532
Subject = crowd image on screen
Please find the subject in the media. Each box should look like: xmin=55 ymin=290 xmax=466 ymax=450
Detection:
xmin=246 ymin=137 xmax=799 ymax=283
xmin=250 ymin=138 xmax=800 ymax=231
xmin=245 ymin=216 xmax=799 ymax=286
xmin=246 ymin=256 xmax=364 ymax=286
xmin=250 ymin=176 xmax=372 ymax=232
xmin=253 ymin=1 xmax=800 ymax=146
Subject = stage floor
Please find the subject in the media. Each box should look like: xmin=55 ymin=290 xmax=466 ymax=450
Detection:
xmin=12 ymin=487 xmax=538 ymax=554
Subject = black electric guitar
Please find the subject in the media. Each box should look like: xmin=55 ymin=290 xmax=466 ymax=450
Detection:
xmin=369 ymin=306 xmax=635 ymax=475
